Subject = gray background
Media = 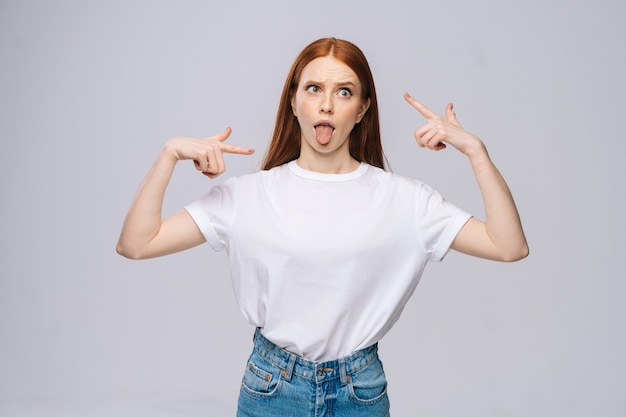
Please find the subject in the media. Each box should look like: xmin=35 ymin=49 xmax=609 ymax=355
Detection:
xmin=1 ymin=0 xmax=624 ymax=416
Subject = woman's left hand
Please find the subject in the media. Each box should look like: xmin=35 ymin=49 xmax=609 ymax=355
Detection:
xmin=404 ymin=92 xmax=483 ymax=156
xmin=404 ymin=93 xmax=528 ymax=262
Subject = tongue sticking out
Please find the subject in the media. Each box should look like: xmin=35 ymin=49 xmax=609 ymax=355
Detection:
xmin=315 ymin=125 xmax=334 ymax=145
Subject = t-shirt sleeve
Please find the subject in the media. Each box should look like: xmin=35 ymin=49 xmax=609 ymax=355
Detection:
xmin=415 ymin=183 xmax=472 ymax=262
xmin=184 ymin=179 xmax=236 ymax=251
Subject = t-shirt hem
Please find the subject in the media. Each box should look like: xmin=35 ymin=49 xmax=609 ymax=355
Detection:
xmin=184 ymin=203 xmax=224 ymax=251
xmin=431 ymin=211 xmax=473 ymax=262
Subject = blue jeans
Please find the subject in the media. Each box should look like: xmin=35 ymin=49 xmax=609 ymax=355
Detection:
xmin=237 ymin=329 xmax=390 ymax=417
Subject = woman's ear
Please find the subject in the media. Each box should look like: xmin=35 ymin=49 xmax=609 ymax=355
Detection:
xmin=291 ymin=97 xmax=297 ymax=117
xmin=356 ymin=98 xmax=371 ymax=123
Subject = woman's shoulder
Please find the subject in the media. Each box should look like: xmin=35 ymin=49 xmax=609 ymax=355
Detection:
xmin=366 ymin=164 xmax=427 ymax=189
xmin=221 ymin=163 xmax=289 ymax=186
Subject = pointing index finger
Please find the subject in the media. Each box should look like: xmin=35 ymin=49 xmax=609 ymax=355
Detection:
xmin=221 ymin=143 xmax=255 ymax=155
xmin=404 ymin=92 xmax=438 ymax=120
xmin=214 ymin=127 xmax=255 ymax=155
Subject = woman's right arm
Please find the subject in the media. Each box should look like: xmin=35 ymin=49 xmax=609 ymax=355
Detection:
xmin=116 ymin=127 xmax=254 ymax=259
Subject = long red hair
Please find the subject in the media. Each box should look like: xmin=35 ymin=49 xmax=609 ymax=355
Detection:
xmin=262 ymin=38 xmax=386 ymax=170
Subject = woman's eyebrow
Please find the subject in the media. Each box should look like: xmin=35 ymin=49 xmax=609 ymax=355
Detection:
xmin=302 ymin=79 xmax=358 ymax=88
xmin=337 ymin=81 xmax=357 ymax=88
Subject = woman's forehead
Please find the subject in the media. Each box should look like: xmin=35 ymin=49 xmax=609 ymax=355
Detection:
xmin=299 ymin=56 xmax=360 ymax=85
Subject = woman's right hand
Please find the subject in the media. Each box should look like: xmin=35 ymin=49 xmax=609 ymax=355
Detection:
xmin=164 ymin=127 xmax=255 ymax=178
xmin=117 ymin=127 xmax=255 ymax=259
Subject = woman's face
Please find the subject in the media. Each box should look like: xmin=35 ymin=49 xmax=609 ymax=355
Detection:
xmin=291 ymin=56 xmax=370 ymax=164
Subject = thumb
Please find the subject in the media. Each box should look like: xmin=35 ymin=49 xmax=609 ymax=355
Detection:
xmin=215 ymin=127 xmax=233 ymax=142
xmin=446 ymin=103 xmax=462 ymax=127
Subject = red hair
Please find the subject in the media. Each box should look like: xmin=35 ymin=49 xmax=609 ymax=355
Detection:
xmin=262 ymin=38 xmax=386 ymax=170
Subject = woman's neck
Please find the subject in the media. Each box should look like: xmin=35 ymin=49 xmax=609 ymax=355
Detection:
xmin=295 ymin=152 xmax=360 ymax=174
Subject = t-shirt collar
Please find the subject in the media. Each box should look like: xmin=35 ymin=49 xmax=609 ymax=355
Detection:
xmin=287 ymin=160 xmax=369 ymax=182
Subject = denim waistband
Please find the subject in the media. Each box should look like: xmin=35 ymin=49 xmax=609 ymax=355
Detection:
xmin=252 ymin=328 xmax=379 ymax=385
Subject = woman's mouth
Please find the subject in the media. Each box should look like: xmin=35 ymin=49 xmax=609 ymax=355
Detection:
xmin=314 ymin=122 xmax=335 ymax=145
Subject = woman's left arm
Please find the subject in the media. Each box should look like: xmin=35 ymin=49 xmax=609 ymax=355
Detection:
xmin=404 ymin=93 xmax=529 ymax=262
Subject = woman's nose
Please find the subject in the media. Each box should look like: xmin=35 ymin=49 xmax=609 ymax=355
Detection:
xmin=320 ymin=96 xmax=333 ymax=113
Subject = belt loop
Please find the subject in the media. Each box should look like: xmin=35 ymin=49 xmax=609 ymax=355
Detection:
xmin=339 ymin=358 xmax=348 ymax=386
xmin=283 ymin=354 xmax=297 ymax=382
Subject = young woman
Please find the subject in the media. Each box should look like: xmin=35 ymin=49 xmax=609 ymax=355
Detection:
xmin=117 ymin=37 xmax=528 ymax=417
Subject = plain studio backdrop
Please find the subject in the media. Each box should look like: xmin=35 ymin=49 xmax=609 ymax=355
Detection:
xmin=1 ymin=1 xmax=624 ymax=416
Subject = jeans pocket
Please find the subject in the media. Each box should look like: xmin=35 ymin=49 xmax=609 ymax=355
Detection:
xmin=241 ymin=359 xmax=282 ymax=398
xmin=347 ymin=359 xmax=389 ymax=405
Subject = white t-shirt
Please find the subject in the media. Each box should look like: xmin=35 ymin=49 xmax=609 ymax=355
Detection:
xmin=185 ymin=161 xmax=471 ymax=361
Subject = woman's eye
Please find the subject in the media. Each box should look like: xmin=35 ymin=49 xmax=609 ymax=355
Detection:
xmin=306 ymin=85 xmax=320 ymax=93
xmin=338 ymin=88 xmax=352 ymax=97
